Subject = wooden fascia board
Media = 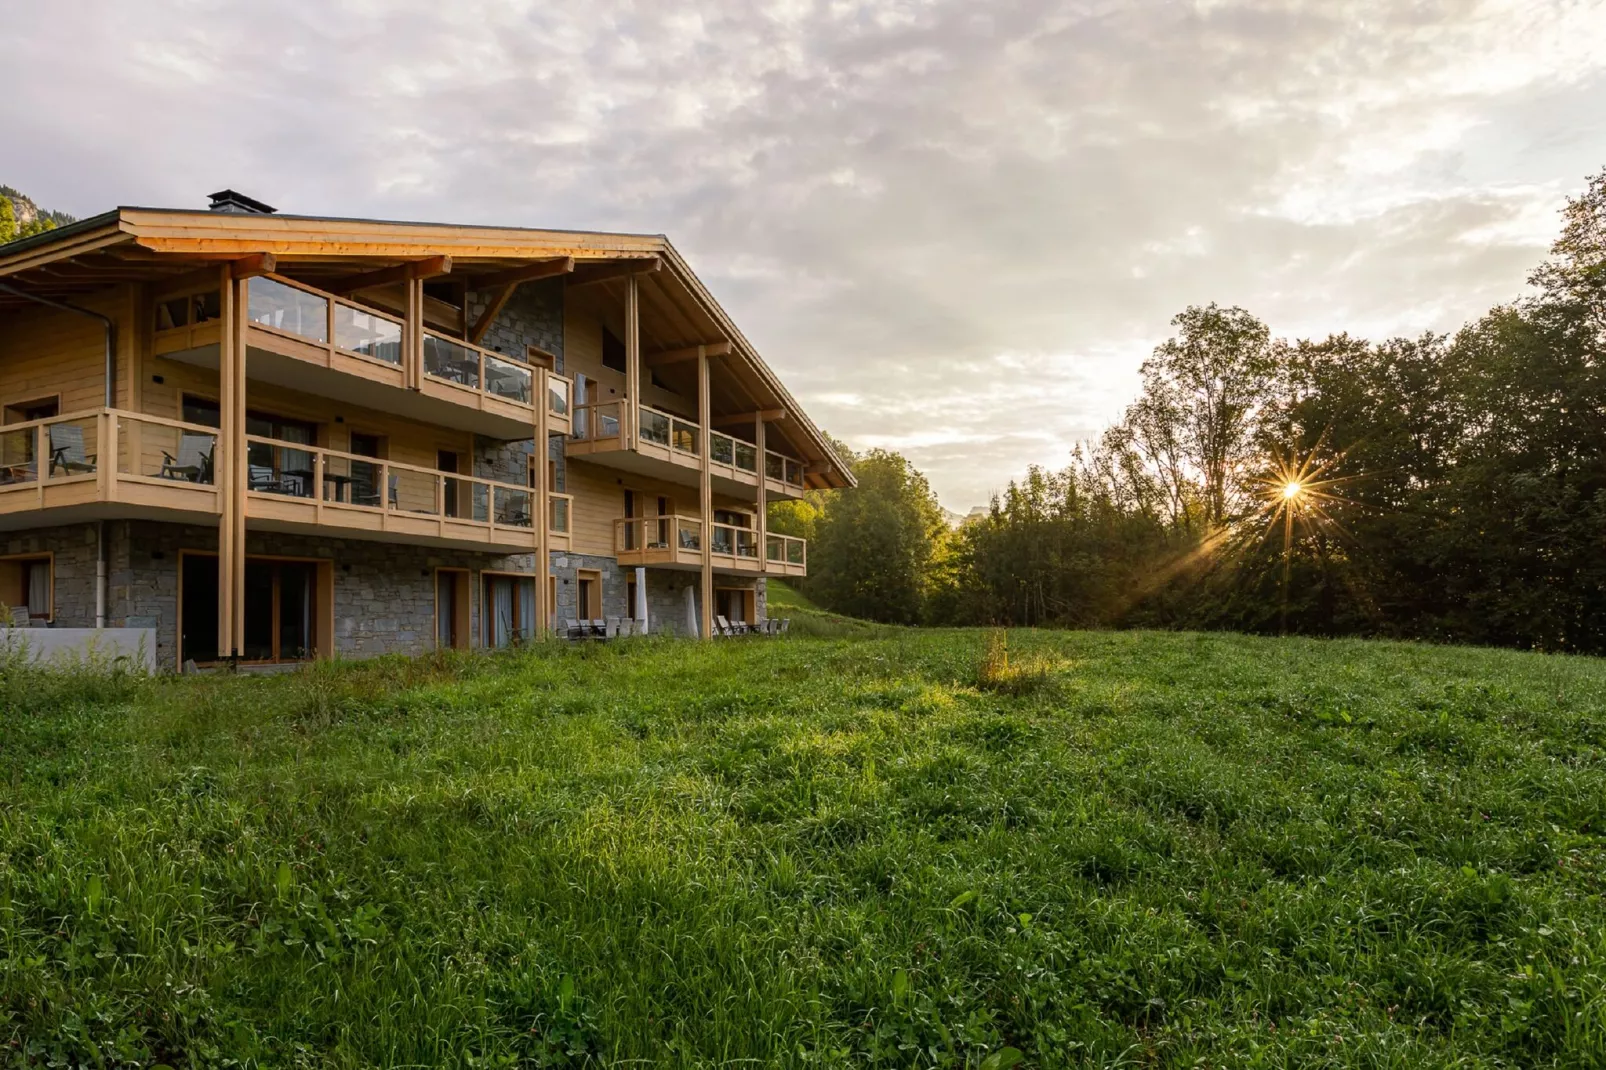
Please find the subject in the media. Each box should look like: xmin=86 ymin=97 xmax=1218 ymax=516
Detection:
xmin=0 ymin=227 xmax=131 ymax=279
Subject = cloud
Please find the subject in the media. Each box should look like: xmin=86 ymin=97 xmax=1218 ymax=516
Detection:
xmin=3 ymin=0 xmax=1603 ymax=506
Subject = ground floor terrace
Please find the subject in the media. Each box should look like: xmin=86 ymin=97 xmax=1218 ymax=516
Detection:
xmin=2 ymin=521 xmax=764 ymax=672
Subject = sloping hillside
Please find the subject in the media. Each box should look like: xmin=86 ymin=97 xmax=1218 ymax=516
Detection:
xmin=0 ymin=184 xmax=75 ymax=243
xmin=3 ymin=630 xmax=1605 ymax=1065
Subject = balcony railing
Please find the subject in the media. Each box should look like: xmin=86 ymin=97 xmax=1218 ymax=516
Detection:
xmin=766 ymin=533 xmax=807 ymax=573
xmin=246 ymin=275 xmax=404 ymax=367
xmin=765 ymin=450 xmax=806 ymax=489
xmin=0 ymin=408 xmax=223 ymax=518
xmin=422 ymin=333 xmax=532 ymax=405
xmin=571 ymin=400 xmax=622 ymax=443
xmin=243 ymin=435 xmax=546 ymax=547
xmin=547 ymin=373 xmax=572 ymax=420
xmin=612 ymin=515 xmax=803 ymax=575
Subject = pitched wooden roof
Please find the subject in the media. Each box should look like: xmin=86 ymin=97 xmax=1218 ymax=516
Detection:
xmin=0 ymin=207 xmax=852 ymax=489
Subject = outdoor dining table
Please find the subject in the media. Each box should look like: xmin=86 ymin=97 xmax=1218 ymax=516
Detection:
xmin=321 ymin=471 xmax=355 ymax=502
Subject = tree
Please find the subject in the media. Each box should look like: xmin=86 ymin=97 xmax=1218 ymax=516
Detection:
xmin=0 ymin=196 xmax=15 ymax=245
xmin=809 ymin=449 xmax=944 ymax=623
xmin=1136 ymin=304 xmax=1277 ymax=527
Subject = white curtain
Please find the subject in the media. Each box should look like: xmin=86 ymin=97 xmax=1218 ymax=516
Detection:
xmin=574 ymin=373 xmax=589 ymax=438
xmin=683 ymin=583 xmax=698 ymax=638
xmin=490 ymin=577 xmax=515 ymax=648
xmin=635 ymin=567 xmax=648 ymax=634
xmin=25 ymin=562 xmax=48 ymax=617
xmin=517 ymin=578 xmax=536 ymax=640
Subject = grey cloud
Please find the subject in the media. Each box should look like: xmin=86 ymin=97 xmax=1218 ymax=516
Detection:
xmin=3 ymin=0 xmax=1603 ymax=506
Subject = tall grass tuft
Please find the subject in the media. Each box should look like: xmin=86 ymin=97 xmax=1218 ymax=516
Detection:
xmin=973 ymin=628 xmax=1056 ymax=696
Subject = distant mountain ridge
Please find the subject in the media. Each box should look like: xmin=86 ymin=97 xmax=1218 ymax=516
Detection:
xmin=0 ymin=184 xmax=76 ymax=244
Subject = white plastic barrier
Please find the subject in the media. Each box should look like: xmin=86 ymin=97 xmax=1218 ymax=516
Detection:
xmin=0 ymin=627 xmax=157 ymax=674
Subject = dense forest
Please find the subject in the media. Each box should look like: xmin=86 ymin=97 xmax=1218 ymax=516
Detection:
xmin=779 ymin=167 xmax=1606 ymax=653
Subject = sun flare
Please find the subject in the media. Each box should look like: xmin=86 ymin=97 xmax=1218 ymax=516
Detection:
xmin=1282 ymin=481 xmax=1302 ymax=500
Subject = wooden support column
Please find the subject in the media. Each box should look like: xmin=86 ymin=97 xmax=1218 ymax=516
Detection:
xmin=215 ymin=266 xmax=237 ymax=660
xmin=698 ymin=346 xmax=714 ymax=640
xmin=405 ymin=277 xmax=424 ymax=390
xmin=534 ymin=367 xmax=550 ymax=637
xmin=624 ymin=274 xmax=640 ymax=449
xmin=230 ymin=275 xmax=248 ymax=657
xmin=756 ymin=414 xmax=767 ymax=583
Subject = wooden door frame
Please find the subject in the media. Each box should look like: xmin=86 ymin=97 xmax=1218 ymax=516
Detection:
xmin=177 ymin=549 xmax=335 ymax=667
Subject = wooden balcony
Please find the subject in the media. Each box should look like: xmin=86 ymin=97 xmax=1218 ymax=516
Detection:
xmin=569 ymin=401 xmax=810 ymax=500
xmin=0 ymin=408 xmax=568 ymax=553
xmin=152 ymin=275 xmax=572 ymax=440
xmin=613 ymin=515 xmax=806 ymax=577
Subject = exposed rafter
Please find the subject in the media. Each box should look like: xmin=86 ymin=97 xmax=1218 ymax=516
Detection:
xmin=326 ymin=255 xmax=453 ymax=295
xmin=466 ymin=257 xmax=574 ymax=290
xmin=567 ymin=257 xmax=661 ymax=288
xmin=645 ymin=339 xmax=731 ymax=366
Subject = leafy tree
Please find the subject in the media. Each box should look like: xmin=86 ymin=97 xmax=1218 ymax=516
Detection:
xmin=0 ymin=196 xmax=15 ymax=244
xmin=809 ymin=449 xmax=944 ymax=623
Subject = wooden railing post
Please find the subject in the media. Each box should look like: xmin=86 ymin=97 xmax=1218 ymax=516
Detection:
xmin=100 ymin=411 xmax=117 ymax=502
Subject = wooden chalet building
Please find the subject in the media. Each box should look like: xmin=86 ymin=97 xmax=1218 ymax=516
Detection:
xmin=0 ymin=192 xmax=849 ymax=670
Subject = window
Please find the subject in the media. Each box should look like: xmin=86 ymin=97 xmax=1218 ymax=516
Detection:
xmin=4 ymin=397 xmax=58 ymax=424
xmin=0 ymin=554 xmax=52 ymax=622
xmin=436 ymin=569 xmax=471 ymax=650
xmin=576 ymin=568 xmax=602 ymax=619
xmin=483 ymin=573 xmax=537 ymax=648
xmin=155 ymin=291 xmax=220 ymax=332
xmin=716 ymin=588 xmax=754 ymax=625
xmin=626 ymin=576 xmax=638 ymax=620
xmin=602 ymin=327 xmax=627 ymax=373
xmin=182 ymin=395 xmax=221 ymax=428
xmin=179 ymin=553 xmax=330 ymax=665
xmin=246 ymin=410 xmax=318 ymax=498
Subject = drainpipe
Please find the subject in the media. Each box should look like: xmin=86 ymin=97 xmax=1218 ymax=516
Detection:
xmin=0 ymin=282 xmax=118 ymax=628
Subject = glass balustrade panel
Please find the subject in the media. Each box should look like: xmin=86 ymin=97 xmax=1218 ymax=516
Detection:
xmin=248 ymin=278 xmax=328 ymax=342
xmin=332 ymin=304 xmax=402 ymax=364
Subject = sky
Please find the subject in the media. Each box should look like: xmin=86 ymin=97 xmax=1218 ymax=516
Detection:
xmin=3 ymin=0 xmax=1605 ymax=509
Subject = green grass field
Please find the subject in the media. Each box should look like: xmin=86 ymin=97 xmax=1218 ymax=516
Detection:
xmin=3 ymin=625 xmax=1606 ymax=1068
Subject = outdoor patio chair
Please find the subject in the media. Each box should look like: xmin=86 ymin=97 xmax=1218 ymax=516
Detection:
xmin=7 ymin=606 xmax=29 ymax=627
xmin=562 ymin=618 xmax=582 ymax=640
xmin=158 ymin=432 xmax=215 ymax=483
xmin=585 ymin=619 xmax=605 ymax=638
xmin=604 ymin=617 xmax=620 ymax=639
xmin=48 ymin=424 xmax=96 ymax=476
xmin=248 ymin=464 xmax=290 ymax=494
xmin=779 ymin=618 xmax=790 ymax=634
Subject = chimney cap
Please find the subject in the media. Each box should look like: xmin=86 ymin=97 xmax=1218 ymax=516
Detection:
xmin=207 ymin=189 xmax=277 ymax=215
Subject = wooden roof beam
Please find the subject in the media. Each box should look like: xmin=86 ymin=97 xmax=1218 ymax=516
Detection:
xmin=466 ymin=257 xmax=574 ymax=290
xmin=326 ymin=255 xmax=453 ymax=295
xmin=469 ymin=285 xmax=516 ymax=345
xmin=712 ymin=409 xmax=786 ymax=425
xmin=567 ymin=257 xmax=661 ymax=288
xmin=645 ymin=340 xmax=732 ymax=366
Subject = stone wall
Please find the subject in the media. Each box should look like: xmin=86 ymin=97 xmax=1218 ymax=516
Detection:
xmin=467 ymin=276 xmax=568 ymax=497
xmin=1 ymin=523 xmax=100 ymax=626
xmin=466 ymin=278 xmax=564 ymax=370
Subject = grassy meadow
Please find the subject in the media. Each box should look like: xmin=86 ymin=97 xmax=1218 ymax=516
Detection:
xmin=3 ymin=615 xmax=1606 ymax=1067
